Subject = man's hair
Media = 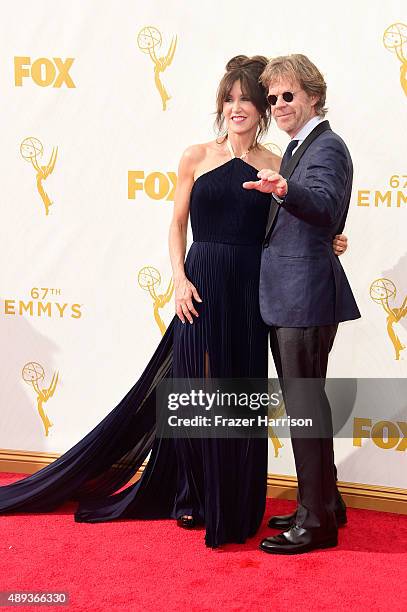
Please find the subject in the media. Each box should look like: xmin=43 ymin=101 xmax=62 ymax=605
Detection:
xmin=260 ymin=54 xmax=327 ymax=117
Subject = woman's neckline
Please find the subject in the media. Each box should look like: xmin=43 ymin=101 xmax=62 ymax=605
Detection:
xmin=193 ymin=157 xmax=260 ymax=186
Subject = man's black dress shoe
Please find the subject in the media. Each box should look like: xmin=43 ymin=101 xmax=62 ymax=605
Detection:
xmin=260 ymin=525 xmax=338 ymax=555
xmin=268 ymin=508 xmax=347 ymax=529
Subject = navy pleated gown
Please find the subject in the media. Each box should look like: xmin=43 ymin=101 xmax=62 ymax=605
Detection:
xmin=0 ymin=158 xmax=271 ymax=547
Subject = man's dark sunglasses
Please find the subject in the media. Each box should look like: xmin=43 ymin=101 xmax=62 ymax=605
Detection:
xmin=267 ymin=91 xmax=296 ymax=106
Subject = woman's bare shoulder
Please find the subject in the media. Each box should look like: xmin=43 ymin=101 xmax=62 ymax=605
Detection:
xmin=181 ymin=141 xmax=217 ymax=164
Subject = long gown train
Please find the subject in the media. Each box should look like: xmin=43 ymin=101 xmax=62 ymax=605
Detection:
xmin=0 ymin=157 xmax=271 ymax=547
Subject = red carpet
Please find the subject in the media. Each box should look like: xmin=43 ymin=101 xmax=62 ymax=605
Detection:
xmin=0 ymin=472 xmax=406 ymax=611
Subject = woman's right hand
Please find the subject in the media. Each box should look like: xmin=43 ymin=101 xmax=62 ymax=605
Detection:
xmin=175 ymin=276 xmax=202 ymax=324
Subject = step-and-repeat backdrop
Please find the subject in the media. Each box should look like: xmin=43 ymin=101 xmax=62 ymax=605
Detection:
xmin=1 ymin=0 xmax=406 ymax=490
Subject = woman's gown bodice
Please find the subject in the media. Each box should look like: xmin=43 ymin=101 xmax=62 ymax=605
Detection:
xmin=189 ymin=158 xmax=270 ymax=245
xmin=174 ymin=158 xmax=271 ymax=381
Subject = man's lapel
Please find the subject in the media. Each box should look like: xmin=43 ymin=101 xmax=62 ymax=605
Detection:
xmin=264 ymin=120 xmax=331 ymax=243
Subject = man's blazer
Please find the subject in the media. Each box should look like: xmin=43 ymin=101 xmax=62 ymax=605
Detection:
xmin=259 ymin=121 xmax=361 ymax=327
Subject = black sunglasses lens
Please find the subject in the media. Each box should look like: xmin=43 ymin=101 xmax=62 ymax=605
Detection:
xmin=268 ymin=92 xmax=294 ymax=105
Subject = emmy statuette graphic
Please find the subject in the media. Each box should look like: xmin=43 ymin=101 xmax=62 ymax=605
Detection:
xmin=370 ymin=278 xmax=407 ymax=360
xmin=137 ymin=26 xmax=177 ymax=111
xmin=383 ymin=23 xmax=407 ymax=96
xmin=22 ymin=362 xmax=59 ymax=436
xmin=20 ymin=137 xmax=58 ymax=215
xmin=138 ymin=266 xmax=174 ymax=335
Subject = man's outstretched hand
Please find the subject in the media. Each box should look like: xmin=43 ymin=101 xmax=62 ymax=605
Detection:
xmin=243 ymin=169 xmax=288 ymax=198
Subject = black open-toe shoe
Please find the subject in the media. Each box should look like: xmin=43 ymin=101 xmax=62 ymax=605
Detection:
xmin=177 ymin=515 xmax=196 ymax=529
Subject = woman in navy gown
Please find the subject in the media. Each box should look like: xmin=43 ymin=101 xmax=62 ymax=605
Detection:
xmin=0 ymin=56 xmax=347 ymax=548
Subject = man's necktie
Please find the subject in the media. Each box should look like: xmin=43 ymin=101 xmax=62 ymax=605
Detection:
xmin=280 ymin=139 xmax=299 ymax=175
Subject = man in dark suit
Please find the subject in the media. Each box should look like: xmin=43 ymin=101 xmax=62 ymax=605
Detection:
xmin=243 ymin=54 xmax=360 ymax=554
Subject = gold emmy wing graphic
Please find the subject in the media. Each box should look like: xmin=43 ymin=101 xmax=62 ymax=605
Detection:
xmin=268 ymin=405 xmax=285 ymax=458
xmin=263 ymin=142 xmax=283 ymax=157
xmin=370 ymin=278 xmax=407 ymax=360
xmin=22 ymin=362 xmax=59 ymax=436
xmin=267 ymin=380 xmax=285 ymax=458
xmin=20 ymin=137 xmax=58 ymax=215
xmin=138 ymin=266 xmax=174 ymax=335
xmin=383 ymin=23 xmax=407 ymax=96
xmin=137 ymin=26 xmax=177 ymax=111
